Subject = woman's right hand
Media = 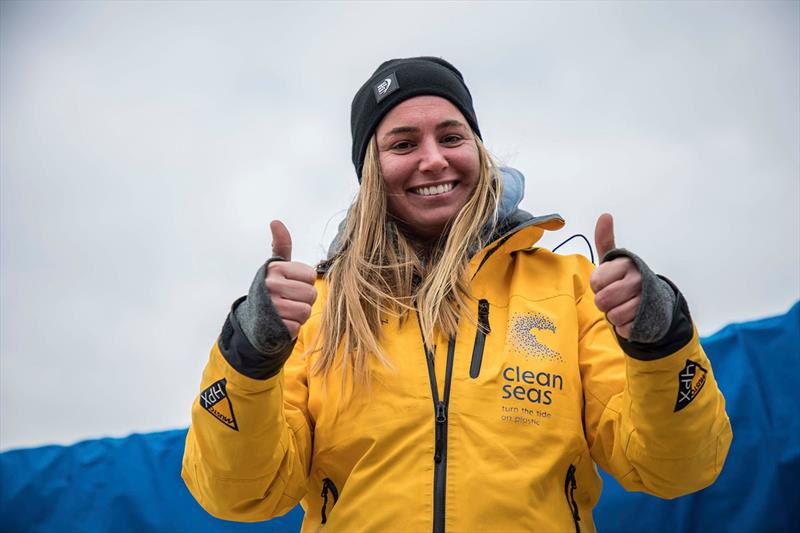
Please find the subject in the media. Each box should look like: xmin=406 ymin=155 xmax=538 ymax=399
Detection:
xmin=265 ymin=220 xmax=318 ymax=339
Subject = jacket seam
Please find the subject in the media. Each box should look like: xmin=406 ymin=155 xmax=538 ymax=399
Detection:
xmin=618 ymin=466 xmax=638 ymax=483
xmin=623 ymin=427 xmax=637 ymax=457
xmin=194 ymin=468 xmax=286 ymax=484
xmin=289 ymin=419 xmax=310 ymax=436
xmin=624 ymin=428 xmax=726 ymax=461
xmin=584 ymin=387 xmax=620 ymax=414
xmin=510 ymin=292 xmax=575 ymax=305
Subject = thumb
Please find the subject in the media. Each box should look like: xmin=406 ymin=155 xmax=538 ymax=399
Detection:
xmin=270 ymin=220 xmax=292 ymax=261
xmin=594 ymin=213 xmax=616 ymax=261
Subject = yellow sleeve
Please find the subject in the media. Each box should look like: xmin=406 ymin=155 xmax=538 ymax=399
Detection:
xmin=181 ymin=336 xmax=312 ymax=521
xmin=576 ymin=261 xmax=733 ymax=498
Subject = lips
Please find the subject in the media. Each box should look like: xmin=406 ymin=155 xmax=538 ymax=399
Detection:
xmin=410 ymin=182 xmax=456 ymax=197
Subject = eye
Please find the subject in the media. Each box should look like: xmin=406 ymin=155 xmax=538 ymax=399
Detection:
xmin=441 ymin=134 xmax=464 ymax=145
xmin=390 ymin=140 xmax=415 ymax=151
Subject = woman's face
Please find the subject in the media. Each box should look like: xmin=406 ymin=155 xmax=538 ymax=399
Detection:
xmin=375 ymin=95 xmax=480 ymax=241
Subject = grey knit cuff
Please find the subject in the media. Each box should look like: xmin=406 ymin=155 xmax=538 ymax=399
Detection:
xmin=233 ymin=258 xmax=294 ymax=356
xmin=601 ymin=248 xmax=676 ymax=343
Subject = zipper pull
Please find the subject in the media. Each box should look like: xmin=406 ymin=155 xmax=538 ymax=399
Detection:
xmin=478 ymin=299 xmax=491 ymax=334
xmin=321 ymin=482 xmax=329 ymax=524
xmin=320 ymin=477 xmax=339 ymax=524
xmin=566 ymin=465 xmax=580 ymax=524
xmin=434 ymin=402 xmax=447 ymax=463
xmin=436 ymin=402 xmax=447 ymax=423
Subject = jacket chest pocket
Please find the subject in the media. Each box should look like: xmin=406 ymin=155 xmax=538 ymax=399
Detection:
xmin=469 ymin=299 xmax=491 ymax=379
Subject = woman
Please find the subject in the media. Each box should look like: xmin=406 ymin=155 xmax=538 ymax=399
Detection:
xmin=182 ymin=57 xmax=732 ymax=532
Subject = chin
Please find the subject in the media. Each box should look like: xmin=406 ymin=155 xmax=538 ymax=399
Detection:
xmin=406 ymin=218 xmax=454 ymax=241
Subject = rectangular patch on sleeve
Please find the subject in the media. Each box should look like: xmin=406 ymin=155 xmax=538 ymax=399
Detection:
xmin=674 ymin=360 xmax=707 ymax=412
xmin=199 ymin=378 xmax=239 ymax=431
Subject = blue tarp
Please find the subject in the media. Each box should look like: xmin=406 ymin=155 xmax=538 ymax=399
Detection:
xmin=2 ymin=302 xmax=798 ymax=532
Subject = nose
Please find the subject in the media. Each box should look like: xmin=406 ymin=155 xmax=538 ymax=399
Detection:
xmin=417 ymin=139 xmax=448 ymax=174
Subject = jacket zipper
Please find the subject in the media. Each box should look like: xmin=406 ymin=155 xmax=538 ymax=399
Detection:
xmin=469 ymin=299 xmax=491 ymax=378
xmin=564 ymin=464 xmax=581 ymax=533
xmin=419 ymin=318 xmax=456 ymax=533
xmin=320 ymin=477 xmax=339 ymax=525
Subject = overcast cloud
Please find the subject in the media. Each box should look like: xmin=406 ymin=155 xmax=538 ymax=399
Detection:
xmin=1 ymin=0 xmax=798 ymax=450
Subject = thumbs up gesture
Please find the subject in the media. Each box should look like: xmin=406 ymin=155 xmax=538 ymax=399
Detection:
xmin=589 ymin=214 xmax=642 ymax=340
xmin=265 ymin=220 xmax=318 ymax=339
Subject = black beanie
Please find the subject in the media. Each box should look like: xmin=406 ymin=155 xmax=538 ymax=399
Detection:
xmin=350 ymin=56 xmax=481 ymax=180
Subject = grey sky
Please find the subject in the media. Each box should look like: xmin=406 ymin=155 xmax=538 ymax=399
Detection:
xmin=1 ymin=0 xmax=798 ymax=450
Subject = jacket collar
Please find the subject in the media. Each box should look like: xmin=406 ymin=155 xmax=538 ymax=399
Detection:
xmin=469 ymin=211 xmax=564 ymax=276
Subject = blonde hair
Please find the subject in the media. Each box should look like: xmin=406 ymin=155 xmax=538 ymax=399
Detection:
xmin=311 ymin=134 xmax=502 ymax=387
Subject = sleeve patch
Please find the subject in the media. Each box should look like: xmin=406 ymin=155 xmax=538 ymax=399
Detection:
xmin=674 ymin=360 xmax=707 ymax=413
xmin=199 ymin=378 xmax=239 ymax=431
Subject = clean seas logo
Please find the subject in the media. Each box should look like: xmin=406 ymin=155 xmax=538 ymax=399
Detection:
xmin=674 ymin=360 xmax=707 ymax=412
xmin=199 ymin=378 xmax=239 ymax=431
xmin=373 ymin=72 xmax=399 ymax=103
xmin=508 ymin=311 xmax=563 ymax=362
xmin=501 ymin=365 xmax=564 ymax=405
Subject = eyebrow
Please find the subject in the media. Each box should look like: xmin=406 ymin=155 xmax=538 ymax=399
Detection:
xmin=435 ymin=119 xmax=466 ymax=130
xmin=381 ymin=120 xmax=467 ymax=139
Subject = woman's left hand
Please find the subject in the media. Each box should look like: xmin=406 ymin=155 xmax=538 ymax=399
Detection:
xmin=589 ymin=213 xmax=642 ymax=339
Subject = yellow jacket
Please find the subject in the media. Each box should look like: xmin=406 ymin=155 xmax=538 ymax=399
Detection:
xmin=182 ymin=216 xmax=732 ymax=532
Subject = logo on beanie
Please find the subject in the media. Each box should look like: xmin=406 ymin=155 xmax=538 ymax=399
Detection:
xmin=674 ymin=360 xmax=707 ymax=412
xmin=374 ymin=72 xmax=399 ymax=103
xmin=377 ymin=78 xmax=391 ymax=94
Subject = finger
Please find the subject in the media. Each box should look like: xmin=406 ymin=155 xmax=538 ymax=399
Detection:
xmin=278 ymin=262 xmax=317 ymax=285
xmin=272 ymin=297 xmax=313 ymax=325
xmin=282 ymin=319 xmax=301 ymax=339
xmin=266 ymin=262 xmax=317 ymax=293
xmin=589 ymin=257 xmax=633 ymax=293
xmin=267 ymin=260 xmax=315 ymax=283
xmin=615 ymin=320 xmax=635 ymax=340
xmin=593 ymin=272 xmax=642 ymax=313
xmin=606 ymin=295 xmax=641 ymax=328
xmin=265 ymin=277 xmax=318 ymax=305
xmin=270 ymin=220 xmax=292 ymax=261
xmin=594 ymin=213 xmax=616 ymax=261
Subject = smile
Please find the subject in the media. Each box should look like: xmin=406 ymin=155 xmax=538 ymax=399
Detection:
xmin=411 ymin=182 xmax=456 ymax=197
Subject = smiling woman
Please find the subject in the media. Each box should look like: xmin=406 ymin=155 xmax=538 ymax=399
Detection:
xmin=182 ymin=57 xmax=732 ymax=532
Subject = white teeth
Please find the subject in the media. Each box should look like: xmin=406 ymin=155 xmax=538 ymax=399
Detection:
xmin=414 ymin=183 xmax=453 ymax=196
